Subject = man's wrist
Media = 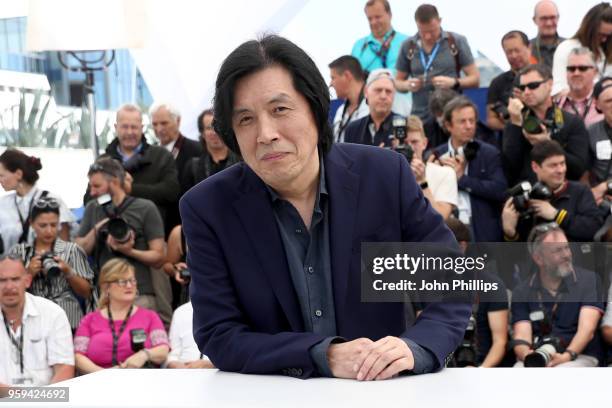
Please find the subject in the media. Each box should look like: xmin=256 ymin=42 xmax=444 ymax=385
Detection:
xmin=141 ymin=349 xmax=151 ymax=362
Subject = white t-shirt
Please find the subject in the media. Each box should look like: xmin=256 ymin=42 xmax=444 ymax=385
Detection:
xmin=165 ymin=302 xmax=207 ymax=365
xmin=0 ymin=187 xmax=75 ymax=256
xmin=426 ymin=162 xmax=459 ymax=207
xmin=332 ymin=98 xmax=369 ymax=143
xmin=0 ymin=293 xmax=74 ymax=386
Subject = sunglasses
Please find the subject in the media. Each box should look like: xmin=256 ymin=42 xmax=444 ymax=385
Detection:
xmin=33 ymin=197 xmax=59 ymax=210
xmin=517 ymin=80 xmax=546 ymax=92
xmin=566 ymin=65 xmax=594 ymax=73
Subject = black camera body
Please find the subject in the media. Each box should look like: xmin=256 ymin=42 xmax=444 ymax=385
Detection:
xmin=393 ymin=144 xmax=414 ymax=163
xmin=524 ymin=336 xmax=563 ymax=367
xmin=97 ymin=194 xmax=132 ymax=244
xmin=453 ymin=314 xmax=478 ymax=367
xmin=40 ymin=252 xmax=61 ymax=279
xmin=179 ymin=268 xmax=191 ymax=280
xmin=130 ymin=328 xmax=154 ymax=368
xmin=522 ymin=109 xmax=553 ymax=134
xmin=508 ymin=181 xmax=553 ymax=217
xmin=492 ymin=101 xmax=510 ymax=121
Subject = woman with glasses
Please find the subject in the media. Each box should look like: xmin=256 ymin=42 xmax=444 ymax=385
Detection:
xmin=8 ymin=197 xmax=94 ymax=331
xmin=73 ymin=258 xmax=169 ymax=373
xmin=552 ymin=3 xmax=612 ymax=95
xmin=0 ymin=148 xmax=75 ymax=256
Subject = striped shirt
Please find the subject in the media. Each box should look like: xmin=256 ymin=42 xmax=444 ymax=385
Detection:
xmin=8 ymin=239 xmax=95 ymax=330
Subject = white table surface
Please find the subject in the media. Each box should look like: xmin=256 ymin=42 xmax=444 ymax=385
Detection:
xmin=3 ymin=368 xmax=612 ymax=408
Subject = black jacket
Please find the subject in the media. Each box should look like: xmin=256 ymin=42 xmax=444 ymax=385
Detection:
xmin=104 ymin=137 xmax=180 ymax=225
xmin=514 ymin=180 xmax=603 ymax=242
xmin=502 ymin=108 xmax=589 ymax=186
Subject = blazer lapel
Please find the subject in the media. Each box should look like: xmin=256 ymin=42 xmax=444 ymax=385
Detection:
xmin=232 ymin=167 xmax=304 ymax=332
xmin=325 ymin=147 xmax=360 ymax=318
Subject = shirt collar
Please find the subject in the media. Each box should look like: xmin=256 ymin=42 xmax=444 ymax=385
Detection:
xmin=117 ymin=142 xmax=144 ymax=163
xmin=367 ymin=28 xmax=395 ymax=44
xmin=22 ymin=292 xmax=40 ymax=320
xmin=163 ymin=139 xmax=177 ymax=152
xmin=528 ymin=269 xmax=578 ymax=293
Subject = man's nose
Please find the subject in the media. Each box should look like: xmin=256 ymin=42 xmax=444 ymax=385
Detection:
xmin=256 ymin=115 xmax=280 ymax=144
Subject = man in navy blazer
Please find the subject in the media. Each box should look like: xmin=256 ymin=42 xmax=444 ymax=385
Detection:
xmin=433 ymin=96 xmax=508 ymax=242
xmin=180 ymin=35 xmax=471 ymax=380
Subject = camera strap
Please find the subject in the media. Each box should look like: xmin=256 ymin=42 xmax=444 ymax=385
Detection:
xmin=107 ymin=303 xmax=134 ymax=366
xmin=361 ymin=30 xmax=396 ymax=71
xmin=2 ymin=310 xmax=24 ymax=374
xmin=536 ymin=290 xmax=562 ymax=336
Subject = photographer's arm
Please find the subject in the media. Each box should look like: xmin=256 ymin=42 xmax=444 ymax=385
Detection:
xmin=75 ymin=354 xmax=104 ymax=374
xmin=564 ymin=307 xmax=601 ymax=356
xmin=512 ymin=321 xmax=533 ymax=362
xmin=123 ymin=237 xmax=165 ymax=267
xmin=486 ymin=104 xmax=506 ymax=131
xmin=75 ymin=218 xmax=109 ymax=256
xmin=480 ymin=310 xmax=508 ymax=367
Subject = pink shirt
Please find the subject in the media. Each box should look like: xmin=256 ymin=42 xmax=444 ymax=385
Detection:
xmin=556 ymin=91 xmax=603 ymax=128
xmin=74 ymin=308 xmax=169 ymax=368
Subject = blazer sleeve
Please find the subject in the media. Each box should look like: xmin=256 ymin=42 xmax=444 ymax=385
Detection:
xmin=458 ymin=147 xmax=508 ymax=203
xmin=502 ymin=123 xmax=527 ymax=186
xmin=395 ymin=152 xmax=472 ymax=369
xmin=180 ymin=196 xmax=327 ymax=378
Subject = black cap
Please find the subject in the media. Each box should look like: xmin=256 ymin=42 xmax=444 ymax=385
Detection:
xmin=593 ymin=76 xmax=612 ymax=99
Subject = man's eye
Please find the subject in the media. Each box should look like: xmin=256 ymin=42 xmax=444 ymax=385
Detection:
xmin=238 ymin=116 xmax=253 ymax=125
xmin=274 ymin=106 xmax=289 ymax=113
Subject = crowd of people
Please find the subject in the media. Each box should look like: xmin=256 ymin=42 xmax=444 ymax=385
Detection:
xmin=1 ymin=0 xmax=612 ymax=387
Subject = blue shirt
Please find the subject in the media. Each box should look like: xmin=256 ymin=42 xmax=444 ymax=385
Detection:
xmin=352 ymin=28 xmax=408 ymax=75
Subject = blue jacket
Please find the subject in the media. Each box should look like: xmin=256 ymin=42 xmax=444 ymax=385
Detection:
xmin=180 ymin=143 xmax=471 ymax=378
xmin=434 ymin=139 xmax=507 ymax=242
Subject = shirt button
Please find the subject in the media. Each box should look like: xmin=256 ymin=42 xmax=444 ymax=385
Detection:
xmin=315 ymin=309 xmax=322 ymax=317
xmin=307 ymin=266 xmax=314 ymax=274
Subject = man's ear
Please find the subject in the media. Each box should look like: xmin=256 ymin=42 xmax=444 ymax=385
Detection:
xmin=531 ymin=161 xmax=540 ymax=174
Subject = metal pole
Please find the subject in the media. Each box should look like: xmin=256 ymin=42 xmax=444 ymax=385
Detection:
xmin=84 ymin=71 xmax=99 ymax=159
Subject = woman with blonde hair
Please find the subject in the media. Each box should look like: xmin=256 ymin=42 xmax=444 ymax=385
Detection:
xmin=73 ymin=258 xmax=169 ymax=373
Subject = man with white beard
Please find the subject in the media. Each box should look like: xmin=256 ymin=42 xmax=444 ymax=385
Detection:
xmin=510 ymin=224 xmax=603 ymax=367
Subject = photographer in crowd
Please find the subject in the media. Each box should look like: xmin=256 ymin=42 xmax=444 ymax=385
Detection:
xmin=8 ymin=197 xmax=94 ymax=331
xmin=74 ymin=258 xmax=169 ymax=372
xmin=0 ymin=255 xmax=74 ymax=386
xmin=344 ymin=68 xmax=404 ymax=147
xmin=511 ymin=224 xmax=603 ymax=367
xmin=503 ymin=64 xmax=589 ymax=186
xmin=403 ymin=115 xmax=458 ymax=220
xmin=502 ymin=140 xmax=603 ymax=242
xmin=487 ymin=31 xmax=534 ymax=132
xmin=94 ymin=104 xmax=180 ymax=233
xmin=588 ymin=77 xmax=612 ymax=209
xmin=433 ymin=96 xmax=507 ymax=242
xmin=75 ymin=157 xmax=166 ymax=315
xmin=0 ymin=149 xmax=75 ymax=256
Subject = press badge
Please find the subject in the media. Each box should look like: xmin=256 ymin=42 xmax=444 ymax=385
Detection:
xmin=529 ymin=310 xmax=545 ymax=322
xmin=11 ymin=376 xmax=33 ymax=385
xmin=596 ymin=140 xmax=612 ymax=160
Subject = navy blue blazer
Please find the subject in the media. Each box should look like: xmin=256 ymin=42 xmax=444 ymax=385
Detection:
xmin=434 ymin=139 xmax=507 ymax=242
xmin=180 ymin=143 xmax=471 ymax=378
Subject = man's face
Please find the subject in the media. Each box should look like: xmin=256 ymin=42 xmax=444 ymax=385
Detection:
xmin=151 ymin=107 xmax=181 ymax=146
xmin=519 ymin=71 xmax=552 ymax=108
xmin=596 ymin=85 xmax=612 ymax=123
xmin=535 ymin=231 xmax=573 ymax=279
xmin=445 ymin=106 xmax=477 ymax=146
xmin=365 ymin=77 xmax=395 ymax=118
xmin=405 ymin=130 xmax=428 ymax=159
xmin=231 ymin=65 xmax=319 ymax=190
xmin=88 ymin=173 xmax=111 ymax=199
xmin=202 ymin=114 xmax=225 ymax=151
xmin=566 ymin=53 xmax=596 ymax=95
xmin=533 ymin=154 xmax=566 ymax=189
xmin=502 ymin=37 xmax=531 ymax=72
xmin=329 ymin=68 xmax=350 ymax=100
xmin=365 ymin=2 xmax=391 ymax=39
xmin=115 ymin=110 xmax=143 ymax=152
xmin=0 ymin=259 xmax=31 ymax=309
xmin=417 ymin=18 xmax=442 ymax=45
xmin=533 ymin=2 xmax=559 ymax=37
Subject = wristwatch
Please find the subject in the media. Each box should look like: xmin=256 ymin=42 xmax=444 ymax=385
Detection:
xmin=420 ymin=181 xmax=429 ymax=190
xmin=566 ymin=349 xmax=578 ymax=361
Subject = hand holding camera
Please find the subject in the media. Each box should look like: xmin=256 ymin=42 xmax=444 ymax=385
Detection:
xmin=502 ymin=198 xmax=520 ymax=238
xmin=107 ymin=229 xmax=135 ymax=255
xmin=173 ymin=262 xmax=190 ymax=285
xmin=529 ymin=199 xmax=558 ymax=221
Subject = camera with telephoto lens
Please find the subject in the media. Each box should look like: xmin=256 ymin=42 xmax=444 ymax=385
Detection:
xmin=97 ymin=194 xmax=132 ymax=244
xmin=492 ymin=101 xmax=510 ymax=121
xmin=40 ymin=252 xmax=61 ymax=279
xmin=522 ymin=110 xmax=553 ymax=134
xmin=524 ymin=336 xmax=564 ymax=367
xmin=508 ymin=181 xmax=553 ymax=217
xmin=453 ymin=314 xmax=478 ymax=367
xmin=130 ymin=328 xmax=154 ymax=368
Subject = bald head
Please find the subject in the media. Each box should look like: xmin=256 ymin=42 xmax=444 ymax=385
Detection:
xmin=533 ymin=1 xmax=560 ymax=38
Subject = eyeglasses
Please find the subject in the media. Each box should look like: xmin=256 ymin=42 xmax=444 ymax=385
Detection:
xmin=566 ymin=65 xmax=594 ymax=73
xmin=517 ymin=80 xmax=546 ymax=91
xmin=110 ymin=278 xmax=137 ymax=287
xmin=33 ymin=197 xmax=59 ymax=209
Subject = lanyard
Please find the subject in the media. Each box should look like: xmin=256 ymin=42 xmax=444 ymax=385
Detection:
xmin=362 ymin=30 xmax=396 ymax=71
xmin=336 ymin=86 xmax=365 ymax=142
xmin=14 ymin=194 xmax=36 ymax=244
xmin=2 ymin=310 xmax=24 ymax=374
xmin=107 ymin=304 xmax=134 ymax=366
xmin=565 ymin=96 xmax=593 ymax=122
xmin=419 ymin=40 xmax=441 ymax=79
xmin=536 ymin=290 xmax=561 ymax=335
